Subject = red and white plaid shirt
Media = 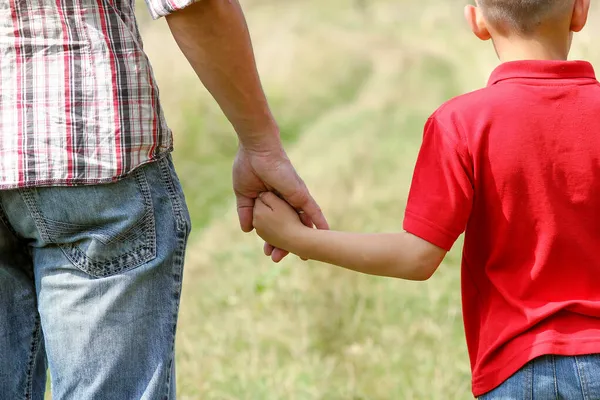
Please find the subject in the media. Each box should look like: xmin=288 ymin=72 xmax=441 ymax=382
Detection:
xmin=0 ymin=0 xmax=196 ymax=189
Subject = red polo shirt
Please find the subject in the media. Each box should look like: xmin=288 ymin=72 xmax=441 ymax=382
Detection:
xmin=404 ymin=60 xmax=600 ymax=397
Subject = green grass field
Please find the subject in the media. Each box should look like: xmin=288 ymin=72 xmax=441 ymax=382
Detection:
xmin=114 ymin=1 xmax=600 ymax=399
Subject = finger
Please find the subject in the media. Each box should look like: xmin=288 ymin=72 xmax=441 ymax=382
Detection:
xmin=254 ymin=197 xmax=269 ymax=213
xmin=298 ymin=211 xmax=313 ymax=229
xmin=258 ymin=191 xmax=280 ymax=210
xmin=302 ymin=197 xmax=329 ymax=230
xmin=285 ymin=189 xmax=329 ymax=230
xmin=271 ymin=248 xmax=289 ymax=263
xmin=236 ymin=194 xmax=255 ymax=233
xmin=264 ymin=242 xmax=275 ymax=256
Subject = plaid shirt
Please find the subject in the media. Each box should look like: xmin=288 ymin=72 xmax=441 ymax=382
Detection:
xmin=0 ymin=0 xmax=196 ymax=189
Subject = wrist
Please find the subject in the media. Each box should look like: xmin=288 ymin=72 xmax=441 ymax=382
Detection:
xmin=237 ymin=122 xmax=282 ymax=154
xmin=286 ymin=225 xmax=314 ymax=260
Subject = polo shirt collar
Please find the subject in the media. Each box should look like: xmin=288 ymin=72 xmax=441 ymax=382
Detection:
xmin=488 ymin=60 xmax=596 ymax=86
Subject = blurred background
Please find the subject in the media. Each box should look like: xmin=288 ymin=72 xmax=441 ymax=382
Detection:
xmin=135 ymin=1 xmax=600 ymax=398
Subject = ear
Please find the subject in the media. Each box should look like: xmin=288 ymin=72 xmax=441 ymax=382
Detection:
xmin=464 ymin=4 xmax=492 ymax=40
xmin=570 ymin=0 xmax=591 ymax=33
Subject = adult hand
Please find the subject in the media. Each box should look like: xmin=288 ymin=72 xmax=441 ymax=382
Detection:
xmin=233 ymin=141 xmax=328 ymax=262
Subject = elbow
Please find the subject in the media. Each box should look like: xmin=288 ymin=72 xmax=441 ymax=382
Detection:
xmin=409 ymin=242 xmax=447 ymax=281
xmin=386 ymin=234 xmax=447 ymax=281
xmin=410 ymin=265 xmax=437 ymax=281
xmin=401 ymin=266 xmax=433 ymax=281
xmin=398 ymin=254 xmax=444 ymax=282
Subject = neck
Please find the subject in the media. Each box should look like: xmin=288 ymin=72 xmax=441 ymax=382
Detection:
xmin=492 ymin=32 xmax=572 ymax=63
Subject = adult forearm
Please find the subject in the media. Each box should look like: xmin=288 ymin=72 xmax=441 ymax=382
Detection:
xmin=290 ymin=230 xmax=446 ymax=281
xmin=166 ymin=0 xmax=279 ymax=150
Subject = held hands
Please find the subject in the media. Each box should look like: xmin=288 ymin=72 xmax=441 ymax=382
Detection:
xmin=253 ymin=192 xmax=306 ymax=255
xmin=233 ymin=141 xmax=328 ymax=262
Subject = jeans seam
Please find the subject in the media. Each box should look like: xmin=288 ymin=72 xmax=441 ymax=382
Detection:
xmin=162 ymin=226 xmax=189 ymax=400
xmin=525 ymin=361 xmax=533 ymax=400
xmin=158 ymin=157 xmax=186 ymax=232
xmin=575 ymin=356 xmax=589 ymax=400
xmin=24 ymin=313 xmax=42 ymax=400
xmin=551 ymin=355 xmax=558 ymax=400
xmin=44 ymin=216 xmax=146 ymax=246
xmin=59 ymin=228 xmax=156 ymax=277
xmin=19 ymin=189 xmax=53 ymax=244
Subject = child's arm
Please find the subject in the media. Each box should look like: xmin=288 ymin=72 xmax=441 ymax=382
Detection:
xmin=292 ymin=229 xmax=446 ymax=281
xmin=253 ymin=193 xmax=447 ymax=281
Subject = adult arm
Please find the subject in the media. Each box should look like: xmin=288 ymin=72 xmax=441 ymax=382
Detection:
xmin=162 ymin=0 xmax=328 ymax=261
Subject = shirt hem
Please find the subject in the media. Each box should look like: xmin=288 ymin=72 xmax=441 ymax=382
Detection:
xmin=148 ymin=0 xmax=199 ymax=19
xmin=403 ymin=209 xmax=458 ymax=251
xmin=472 ymin=338 xmax=600 ymax=397
xmin=0 ymin=148 xmax=174 ymax=191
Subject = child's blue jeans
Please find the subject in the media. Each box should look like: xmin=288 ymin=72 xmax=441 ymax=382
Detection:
xmin=479 ymin=354 xmax=600 ymax=400
xmin=0 ymin=155 xmax=191 ymax=399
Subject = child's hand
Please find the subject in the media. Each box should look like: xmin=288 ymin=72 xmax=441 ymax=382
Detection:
xmin=253 ymin=192 xmax=307 ymax=253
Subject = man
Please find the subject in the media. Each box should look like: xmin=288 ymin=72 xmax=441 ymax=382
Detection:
xmin=0 ymin=0 xmax=327 ymax=399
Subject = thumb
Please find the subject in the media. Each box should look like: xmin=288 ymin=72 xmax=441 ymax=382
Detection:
xmin=236 ymin=193 xmax=255 ymax=233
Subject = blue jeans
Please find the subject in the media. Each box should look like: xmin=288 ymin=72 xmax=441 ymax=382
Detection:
xmin=479 ymin=355 xmax=600 ymax=400
xmin=0 ymin=155 xmax=191 ymax=400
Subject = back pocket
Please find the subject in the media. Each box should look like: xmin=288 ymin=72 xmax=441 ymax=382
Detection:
xmin=20 ymin=166 xmax=157 ymax=278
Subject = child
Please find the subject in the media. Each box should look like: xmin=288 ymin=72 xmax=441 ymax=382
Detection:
xmin=253 ymin=0 xmax=600 ymax=398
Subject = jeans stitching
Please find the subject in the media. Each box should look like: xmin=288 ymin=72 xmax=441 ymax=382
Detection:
xmin=59 ymin=167 xmax=158 ymax=277
xmin=526 ymin=361 xmax=533 ymax=400
xmin=39 ymin=167 xmax=154 ymax=246
xmin=24 ymin=313 xmax=42 ymax=400
xmin=551 ymin=355 xmax=558 ymax=400
xmin=158 ymin=157 xmax=186 ymax=232
xmin=19 ymin=189 xmax=53 ymax=244
xmin=162 ymin=226 xmax=189 ymax=400
xmin=575 ymin=356 xmax=589 ymax=400
xmin=43 ymin=216 xmax=146 ymax=245
xmin=60 ymin=236 xmax=156 ymax=277
xmin=156 ymin=156 xmax=191 ymax=399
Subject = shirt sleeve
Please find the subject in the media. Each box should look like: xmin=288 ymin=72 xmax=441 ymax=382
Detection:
xmin=403 ymin=116 xmax=474 ymax=251
xmin=144 ymin=0 xmax=198 ymax=19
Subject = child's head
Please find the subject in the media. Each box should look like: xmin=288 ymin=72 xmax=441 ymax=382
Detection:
xmin=465 ymin=0 xmax=591 ymax=60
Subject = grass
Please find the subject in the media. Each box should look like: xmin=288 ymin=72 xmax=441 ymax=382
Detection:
xmin=161 ymin=2 xmax=479 ymax=398
xmin=47 ymin=0 xmax=600 ymax=398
